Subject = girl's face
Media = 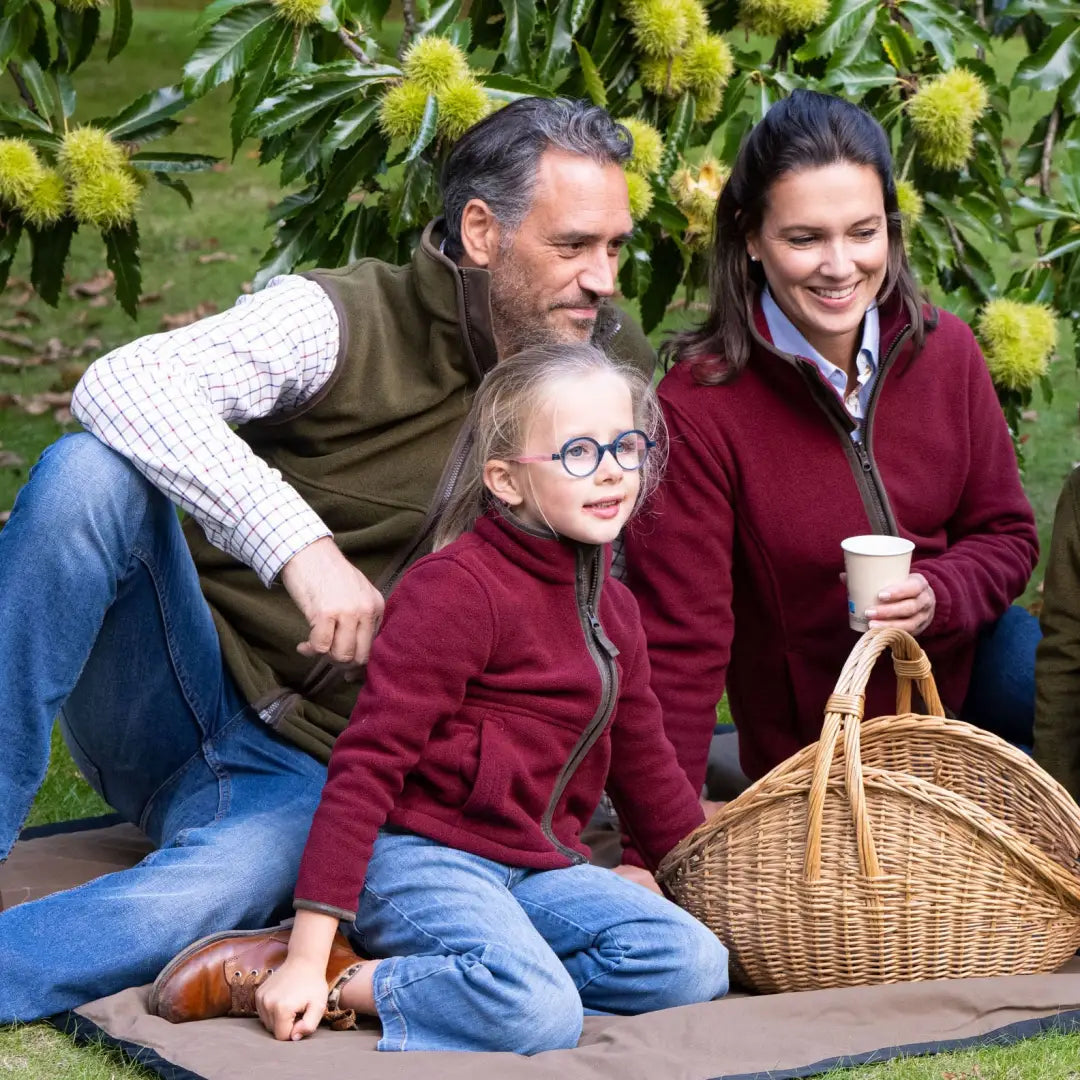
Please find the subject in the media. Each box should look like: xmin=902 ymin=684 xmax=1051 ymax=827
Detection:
xmin=499 ymin=371 xmax=642 ymax=545
xmin=746 ymin=162 xmax=889 ymax=368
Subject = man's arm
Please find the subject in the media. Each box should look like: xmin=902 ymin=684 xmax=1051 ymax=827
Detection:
xmin=73 ymin=274 xmax=384 ymax=667
xmin=1035 ymin=469 xmax=1080 ymax=798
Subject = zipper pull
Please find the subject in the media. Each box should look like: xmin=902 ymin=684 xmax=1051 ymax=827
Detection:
xmin=588 ymin=611 xmax=620 ymax=658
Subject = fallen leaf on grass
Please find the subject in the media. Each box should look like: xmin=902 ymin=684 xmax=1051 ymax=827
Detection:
xmin=0 ymin=354 xmax=41 ymax=368
xmin=88 ymin=295 xmax=111 ymax=308
xmin=211 ymin=161 xmax=230 ymax=173
xmin=69 ymin=271 xmax=114 ymax=299
xmin=0 ymin=391 xmax=14 ymax=408
xmin=182 ymin=237 xmax=219 ymax=252
xmin=160 ymin=302 xmax=218 ymax=331
xmin=0 ymin=511 xmax=10 ymax=526
xmin=55 ymin=362 xmax=88 ymax=391
xmin=0 ymin=450 xmax=25 ymax=468
xmin=197 ymin=251 xmax=237 ymax=264
xmin=1020 ymin=409 xmax=1039 ymax=422
xmin=13 ymin=390 xmax=72 ymax=415
xmin=138 ymin=280 xmax=174 ymax=306
xmin=0 ymin=329 xmax=34 ymax=350
xmin=54 ymin=406 xmax=73 ymax=425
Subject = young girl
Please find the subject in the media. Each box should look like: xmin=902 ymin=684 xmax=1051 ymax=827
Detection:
xmin=247 ymin=342 xmax=726 ymax=1052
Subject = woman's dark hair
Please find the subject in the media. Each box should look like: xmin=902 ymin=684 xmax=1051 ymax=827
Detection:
xmin=664 ymin=89 xmax=925 ymax=384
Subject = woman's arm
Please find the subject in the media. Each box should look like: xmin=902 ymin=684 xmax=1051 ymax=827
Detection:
xmin=906 ymin=330 xmax=1038 ymax=647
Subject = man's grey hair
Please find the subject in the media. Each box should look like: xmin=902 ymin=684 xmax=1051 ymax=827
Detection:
xmin=440 ymin=97 xmax=633 ymax=260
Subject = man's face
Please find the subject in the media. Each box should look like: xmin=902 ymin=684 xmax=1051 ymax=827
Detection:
xmin=486 ymin=149 xmax=634 ymax=357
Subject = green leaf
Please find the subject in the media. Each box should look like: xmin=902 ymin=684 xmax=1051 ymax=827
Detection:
xmin=103 ymin=221 xmax=141 ymax=319
xmin=28 ymin=219 xmax=75 ymax=307
xmin=999 ymin=0 xmax=1077 ymax=24
xmin=320 ymin=97 xmax=381 ymax=167
xmin=255 ymin=212 xmax=321 ymax=288
xmin=152 ymin=171 xmax=194 ymax=208
xmin=0 ymin=99 xmax=53 ymax=133
xmin=55 ymin=5 xmax=99 ymax=72
xmin=0 ymin=4 xmax=37 ymax=70
xmin=55 ymin=71 xmax=75 ymax=120
xmin=279 ymin=110 xmax=335 ymax=184
xmin=404 ymin=93 xmax=439 ymax=162
xmin=639 ymin=235 xmax=683 ymax=333
xmin=899 ymin=2 xmax=957 ymax=70
xmin=182 ymin=4 xmax=278 ymax=98
xmin=794 ymin=0 xmax=877 ymax=62
xmin=1012 ymin=194 xmax=1080 ymax=228
xmin=229 ymin=20 xmax=291 ymax=154
xmin=98 ymin=85 xmax=188 ymax=140
xmin=389 ymin=155 xmax=436 ymax=236
xmin=480 ymin=72 xmax=554 ymax=98
xmin=879 ymin=21 xmax=917 ymax=72
xmin=1040 ymin=235 xmax=1080 ymax=263
xmin=317 ymin=128 xmax=388 ymax=207
xmin=1014 ymin=21 xmax=1080 ymax=94
xmin=249 ymin=78 xmax=369 ymax=138
xmin=658 ymin=92 xmax=694 ymax=182
xmin=573 ymin=40 xmax=605 ymax=106
xmin=0 ymin=217 xmax=23 ymax=295
xmin=647 ymin=194 xmax=688 ymax=237
xmin=499 ymin=0 xmax=537 ymax=75
xmin=129 ymin=151 xmax=220 ymax=171
xmin=416 ymin=0 xmax=461 ymax=36
xmin=539 ymin=0 xmax=594 ymax=84
xmin=335 ymin=202 xmax=393 ymax=263
xmin=822 ymin=61 xmax=897 ymax=97
xmin=107 ymin=0 xmax=132 ymax=59
xmin=619 ymin=240 xmax=651 ymax=301
xmin=194 ymin=0 xmax=263 ymax=33
xmin=14 ymin=59 xmax=56 ymax=122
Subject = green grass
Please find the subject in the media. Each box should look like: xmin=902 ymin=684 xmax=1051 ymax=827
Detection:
xmin=3 ymin=9 xmax=1080 ymax=1079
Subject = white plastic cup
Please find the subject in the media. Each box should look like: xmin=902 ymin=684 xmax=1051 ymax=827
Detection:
xmin=841 ymin=534 xmax=915 ymax=632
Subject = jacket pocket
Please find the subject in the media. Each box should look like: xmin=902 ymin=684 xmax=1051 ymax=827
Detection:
xmin=461 ymin=714 xmax=511 ymax=818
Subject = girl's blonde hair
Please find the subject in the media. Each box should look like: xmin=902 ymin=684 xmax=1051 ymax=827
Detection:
xmin=433 ymin=342 xmax=666 ymax=550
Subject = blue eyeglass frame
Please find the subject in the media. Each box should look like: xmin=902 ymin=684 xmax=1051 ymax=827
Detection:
xmin=514 ymin=429 xmax=656 ymax=478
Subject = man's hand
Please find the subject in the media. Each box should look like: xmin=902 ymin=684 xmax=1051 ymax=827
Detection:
xmin=281 ymin=536 xmax=385 ymax=673
xmin=700 ymin=797 xmax=727 ymax=819
xmin=611 ymin=864 xmax=663 ymax=894
xmin=255 ymin=959 xmax=328 ymax=1042
xmin=864 ymin=572 xmax=936 ymax=636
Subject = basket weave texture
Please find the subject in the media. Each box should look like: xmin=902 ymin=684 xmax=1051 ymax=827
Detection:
xmin=656 ymin=627 xmax=1080 ymax=993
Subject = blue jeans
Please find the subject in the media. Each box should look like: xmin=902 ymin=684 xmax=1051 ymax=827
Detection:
xmin=961 ymin=604 xmax=1041 ymax=749
xmin=348 ymin=830 xmax=729 ymax=1054
xmin=0 ymin=434 xmax=326 ymax=1022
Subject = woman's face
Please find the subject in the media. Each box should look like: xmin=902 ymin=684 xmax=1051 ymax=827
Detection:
xmin=746 ymin=162 xmax=889 ymax=367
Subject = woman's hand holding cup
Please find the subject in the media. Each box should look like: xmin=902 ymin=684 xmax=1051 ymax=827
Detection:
xmin=862 ymin=572 xmax=936 ymax=635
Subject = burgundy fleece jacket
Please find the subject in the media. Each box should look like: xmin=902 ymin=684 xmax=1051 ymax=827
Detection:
xmin=294 ymin=510 xmax=704 ymax=919
xmin=624 ymin=295 xmax=1038 ymax=793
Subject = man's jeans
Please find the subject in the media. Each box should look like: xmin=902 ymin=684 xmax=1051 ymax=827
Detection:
xmin=349 ymin=829 xmax=729 ymax=1053
xmin=0 ymin=433 xmax=326 ymax=1023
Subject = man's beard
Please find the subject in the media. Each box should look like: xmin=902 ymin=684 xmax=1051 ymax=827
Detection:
xmin=488 ymin=246 xmax=598 ymax=358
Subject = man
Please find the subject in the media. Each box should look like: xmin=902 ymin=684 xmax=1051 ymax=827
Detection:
xmin=0 ymin=96 xmax=653 ymax=1022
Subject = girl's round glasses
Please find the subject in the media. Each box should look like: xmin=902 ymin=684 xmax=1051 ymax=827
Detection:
xmin=514 ymin=430 xmax=655 ymax=479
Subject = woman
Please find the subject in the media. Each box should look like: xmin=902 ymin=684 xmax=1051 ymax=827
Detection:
xmin=623 ymin=89 xmax=1039 ymax=804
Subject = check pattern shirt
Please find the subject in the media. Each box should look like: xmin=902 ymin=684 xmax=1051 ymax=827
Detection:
xmin=71 ymin=275 xmax=341 ymax=585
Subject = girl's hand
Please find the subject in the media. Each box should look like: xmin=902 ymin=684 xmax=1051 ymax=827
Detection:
xmin=611 ymin=864 xmax=663 ymax=894
xmin=255 ymin=959 xmax=328 ymax=1041
xmin=864 ymin=573 xmax=936 ymax=635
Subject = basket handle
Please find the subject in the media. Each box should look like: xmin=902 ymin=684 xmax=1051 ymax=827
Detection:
xmin=803 ymin=628 xmax=945 ymax=883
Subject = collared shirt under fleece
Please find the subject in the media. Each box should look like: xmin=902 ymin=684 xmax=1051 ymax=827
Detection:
xmin=623 ymin=291 xmax=1038 ymax=807
xmin=293 ymin=510 xmax=705 ymax=920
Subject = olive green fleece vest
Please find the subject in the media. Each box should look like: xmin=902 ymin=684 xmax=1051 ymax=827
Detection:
xmin=185 ymin=220 xmax=657 ymax=762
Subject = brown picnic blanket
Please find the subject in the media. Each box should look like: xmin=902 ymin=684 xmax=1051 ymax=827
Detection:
xmin=5 ymin=817 xmax=1080 ymax=1080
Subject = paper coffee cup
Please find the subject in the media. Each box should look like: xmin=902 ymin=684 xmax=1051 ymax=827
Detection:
xmin=841 ymin=535 xmax=915 ymax=632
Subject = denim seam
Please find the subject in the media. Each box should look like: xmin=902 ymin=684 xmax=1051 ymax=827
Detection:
xmin=362 ymin=885 xmax=463 ymax=956
xmin=372 ymin=956 xmax=408 ymax=1050
xmin=516 ymin=897 xmax=628 ymax=994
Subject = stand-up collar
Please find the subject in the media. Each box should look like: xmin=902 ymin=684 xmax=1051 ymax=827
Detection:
xmin=472 ymin=506 xmax=611 ymax=586
xmin=414 ymin=219 xmax=625 ymax=384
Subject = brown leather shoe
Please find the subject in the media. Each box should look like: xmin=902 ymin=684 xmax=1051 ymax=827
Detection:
xmin=149 ymin=922 xmax=365 ymax=1024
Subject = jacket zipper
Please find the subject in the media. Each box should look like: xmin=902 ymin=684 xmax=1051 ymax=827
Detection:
xmin=790 ymin=322 xmax=914 ymax=536
xmin=539 ymin=545 xmax=620 ymax=862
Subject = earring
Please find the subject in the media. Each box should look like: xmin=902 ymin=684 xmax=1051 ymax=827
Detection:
xmin=749 ymin=254 xmax=759 ymax=262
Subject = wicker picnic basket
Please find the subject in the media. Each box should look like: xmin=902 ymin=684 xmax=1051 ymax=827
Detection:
xmin=656 ymin=627 xmax=1080 ymax=993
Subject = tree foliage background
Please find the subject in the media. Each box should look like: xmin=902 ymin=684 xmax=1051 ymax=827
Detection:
xmin=1 ymin=0 xmax=1079 ymax=427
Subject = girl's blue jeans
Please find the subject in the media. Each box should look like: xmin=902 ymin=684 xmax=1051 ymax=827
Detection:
xmin=349 ymin=829 xmax=729 ymax=1054
xmin=0 ymin=434 xmax=327 ymax=1022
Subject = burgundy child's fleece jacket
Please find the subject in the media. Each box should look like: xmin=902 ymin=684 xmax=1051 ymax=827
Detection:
xmin=294 ymin=510 xmax=704 ymax=919
xmin=625 ymin=294 xmax=1038 ymax=795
